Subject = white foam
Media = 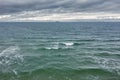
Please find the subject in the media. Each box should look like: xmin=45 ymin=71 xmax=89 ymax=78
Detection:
xmin=0 ymin=46 xmax=23 ymax=74
xmin=63 ymin=42 xmax=74 ymax=46
xmin=44 ymin=42 xmax=74 ymax=50
xmin=92 ymin=56 xmax=120 ymax=75
xmin=0 ymin=46 xmax=20 ymax=57
xmin=12 ymin=70 xmax=18 ymax=75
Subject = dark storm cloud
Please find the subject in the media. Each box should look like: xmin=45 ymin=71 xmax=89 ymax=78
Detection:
xmin=0 ymin=0 xmax=120 ymax=15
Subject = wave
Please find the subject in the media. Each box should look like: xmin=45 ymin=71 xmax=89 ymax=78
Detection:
xmin=102 ymin=39 xmax=120 ymax=42
xmin=64 ymin=39 xmax=97 ymax=42
xmin=1 ymin=68 xmax=119 ymax=80
xmin=90 ymin=56 xmax=120 ymax=75
xmin=44 ymin=47 xmax=60 ymax=50
xmin=60 ymin=42 xmax=87 ymax=46
xmin=34 ymin=42 xmax=76 ymax=50
xmin=42 ymin=47 xmax=73 ymax=50
xmin=20 ymin=67 xmax=113 ymax=74
xmin=0 ymin=46 xmax=23 ymax=74
xmin=0 ymin=46 xmax=20 ymax=56
xmin=61 ymin=42 xmax=74 ymax=46
xmin=30 ymin=42 xmax=88 ymax=50
xmin=17 ymin=67 xmax=118 ymax=80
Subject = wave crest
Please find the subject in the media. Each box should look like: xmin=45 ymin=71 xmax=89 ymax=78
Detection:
xmin=61 ymin=42 xmax=74 ymax=46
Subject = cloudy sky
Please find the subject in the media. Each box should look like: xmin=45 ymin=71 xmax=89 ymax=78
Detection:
xmin=0 ymin=0 xmax=120 ymax=21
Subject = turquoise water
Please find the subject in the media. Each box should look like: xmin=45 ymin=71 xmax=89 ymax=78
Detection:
xmin=0 ymin=22 xmax=120 ymax=80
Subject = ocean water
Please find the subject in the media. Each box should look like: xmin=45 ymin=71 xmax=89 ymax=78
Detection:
xmin=0 ymin=22 xmax=120 ymax=80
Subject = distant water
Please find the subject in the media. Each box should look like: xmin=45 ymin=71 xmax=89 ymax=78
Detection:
xmin=0 ymin=22 xmax=120 ymax=80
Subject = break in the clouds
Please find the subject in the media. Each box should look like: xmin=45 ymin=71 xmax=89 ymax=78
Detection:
xmin=0 ymin=0 xmax=120 ymax=21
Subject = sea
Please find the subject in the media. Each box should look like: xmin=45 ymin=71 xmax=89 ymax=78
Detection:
xmin=0 ymin=22 xmax=120 ymax=80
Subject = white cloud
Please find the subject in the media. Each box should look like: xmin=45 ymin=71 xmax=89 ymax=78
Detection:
xmin=0 ymin=15 xmax=11 ymax=19
xmin=0 ymin=10 xmax=120 ymax=21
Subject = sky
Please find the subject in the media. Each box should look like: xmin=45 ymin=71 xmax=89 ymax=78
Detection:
xmin=0 ymin=0 xmax=120 ymax=21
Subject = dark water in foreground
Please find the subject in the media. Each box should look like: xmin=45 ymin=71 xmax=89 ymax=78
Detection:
xmin=0 ymin=22 xmax=120 ymax=80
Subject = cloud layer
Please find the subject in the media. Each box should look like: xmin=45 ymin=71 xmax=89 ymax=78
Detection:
xmin=0 ymin=0 xmax=120 ymax=21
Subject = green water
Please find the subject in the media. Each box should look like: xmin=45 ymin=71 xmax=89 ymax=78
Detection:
xmin=0 ymin=22 xmax=120 ymax=80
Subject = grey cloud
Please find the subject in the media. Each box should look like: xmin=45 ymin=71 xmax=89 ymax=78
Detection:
xmin=0 ymin=0 xmax=120 ymax=15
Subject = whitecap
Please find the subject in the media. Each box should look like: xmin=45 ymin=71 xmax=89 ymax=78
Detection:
xmin=44 ymin=42 xmax=74 ymax=50
xmin=62 ymin=42 xmax=74 ymax=46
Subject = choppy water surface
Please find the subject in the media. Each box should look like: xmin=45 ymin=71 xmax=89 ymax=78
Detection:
xmin=0 ymin=22 xmax=120 ymax=80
